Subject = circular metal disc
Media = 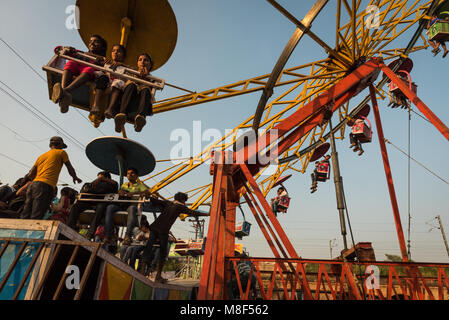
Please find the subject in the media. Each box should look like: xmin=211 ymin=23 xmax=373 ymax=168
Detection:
xmin=347 ymin=104 xmax=371 ymax=127
xmin=85 ymin=136 xmax=156 ymax=176
xmin=76 ymin=0 xmax=178 ymax=71
xmin=310 ymin=143 xmax=330 ymax=162
xmin=273 ymin=174 xmax=292 ymax=188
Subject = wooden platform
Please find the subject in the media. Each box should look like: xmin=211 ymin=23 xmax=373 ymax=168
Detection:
xmin=0 ymin=219 xmax=198 ymax=300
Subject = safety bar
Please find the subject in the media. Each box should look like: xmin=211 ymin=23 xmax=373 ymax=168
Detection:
xmin=55 ymin=51 xmax=165 ymax=91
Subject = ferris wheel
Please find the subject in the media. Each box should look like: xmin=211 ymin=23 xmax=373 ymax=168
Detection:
xmin=37 ymin=0 xmax=449 ymax=300
xmin=144 ymin=0 xmax=447 ymax=211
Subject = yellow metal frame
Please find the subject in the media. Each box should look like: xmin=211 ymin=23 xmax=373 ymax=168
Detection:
xmin=145 ymin=0 xmax=433 ymax=209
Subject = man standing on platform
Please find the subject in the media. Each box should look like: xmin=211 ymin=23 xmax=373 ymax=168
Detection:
xmin=20 ymin=136 xmax=82 ymax=220
xmin=139 ymin=192 xmax=197 ymax=283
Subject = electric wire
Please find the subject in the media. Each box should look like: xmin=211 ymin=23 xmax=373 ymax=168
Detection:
xmin=407 ymin=108 xmax=412 ymax=259
xmin=0 ymin=121 xmax=46 ymax=152
xmin=384 ymin=138 xmax=449 ymax=186
xmin=0 ymin=37 xmax=174 ymax=197
xmin=0 ymin=37 xmax=107 ymax=136
xmin=0 ymin=82 xmax=93 ymax=181
xmin=0 ymin=80 xmax=85 ymax=151
xmin=0 ymin=38 xmax=46 ymax=82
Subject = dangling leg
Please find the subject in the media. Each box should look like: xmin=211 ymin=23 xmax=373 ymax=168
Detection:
xmin=90 ymin=74 xmax=109 ymax=117
xmin=429 ymin=40 xmax=438 ymax=52
xmin=389 ymin=91 xmax=400 ymax=109
xmin=357 ymin=142 xmax=364 ymax=156
xmin=115 ymin=83 xmax=137 ymax=133
xmin=433 ymin=41 xmax=441 ymax=56
xmin=105 ymin=79 xmax=125 ymax=119
xmin=442 ymin=42 xmax=448 ymax=58
xmin=271 ymin=201 xmax=278 ymax=217
xmin=52 ymin=70 xmax=74 ymax=113
xmin=134 ymin=87 xmax=152 ymax=132
xmin=349 ymin=133 xmax=356 ymax=148
xmin=61 ymin=72 xmax=93 ymax=113
xmin=104 ymin=87 xmax=121 ymax=119
xmin=353 ymin=137 xmax=360 ymax=152
xmin=311 ymin=172 xmax=317 ymax=193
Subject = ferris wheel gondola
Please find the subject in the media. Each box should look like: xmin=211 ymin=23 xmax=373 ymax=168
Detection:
xmin=43 ymin=0 xmax=177 ymax=131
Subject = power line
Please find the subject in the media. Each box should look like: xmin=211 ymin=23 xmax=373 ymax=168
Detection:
xmin=384 ymin=138 xmax=449 ymax=186
xmin=0 ymin=80 xmax=85 ymax=151
xmin=0 ymin=36 xmax=107 ymax=136
xmin=0 ymin=37 xmax=46 ymax=82
xmin=0 ymin=121 xmax=45 ymax=152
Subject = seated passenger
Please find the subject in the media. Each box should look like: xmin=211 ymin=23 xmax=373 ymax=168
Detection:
xmin=51 ymin=35 xmax=108 ymax=113
xmin=120 ymin=218 xmax=150 ymax=269
xmin=67 ymin=171 xmax=118 ymax=240
xmin=114 ymin=53 xmax=155 ymax=133
xmin=49 ymin=187 xmax=77 ymax=224
xmin=349 ymin=118 xmax=366 ymax=155
xmin=310 ymin=155 xmax=331 ymax=194
xmin=103 ymin=167 xmax=150 ymax=253
xmin=91 ymin=44 xmax=128 ymax=120
xmin=428 ymin=15 xmax=449 ymax=58
xmin=270 ymin=187 xmax=288 ymax=217
xmin=0 ymin=177 xmax=29 ymax=219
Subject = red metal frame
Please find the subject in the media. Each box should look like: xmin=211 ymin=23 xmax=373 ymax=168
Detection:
xmin=226 ymin=257 xmax=449 ymax=300
xmin=369 ymin=84 xmax=409 ymax=262
xmin=381 ymin=64 xmax=449 ymax=141
xmin=198 ymin=57 xmax=449 ymax=300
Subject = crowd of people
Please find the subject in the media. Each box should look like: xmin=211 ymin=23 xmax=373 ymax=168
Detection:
xmin=0 ymin=135 xmax=198 ymax=283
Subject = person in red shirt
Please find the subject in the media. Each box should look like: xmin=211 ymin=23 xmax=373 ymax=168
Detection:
xmin=51 ymin=35 xmax=108 ymax=113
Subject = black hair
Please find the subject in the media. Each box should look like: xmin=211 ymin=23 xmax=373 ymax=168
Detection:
xmin=91 ymin=34 xmax=108 ymax=56
xmin=13 ymin=177 xmax=26 ymax=188
xmin=60 ymin=187 xmax=71 ymax=196
xmin=174 ymin=192 xmax=188 ymax=203
xmin=139 ymin=53 xmax=154 ymax=71
xmin=127 ymin=167 xmax=139 ymax=175
xmin=98 ymin=171 xmax=111 ymax=179
xmin=278 ymin=187 xmax=285 ymax=191
xmin=140 ymin=220 xmax=150 ymax=229
xmin=61 ymin=187 xmax=77 ymax=203
xmin=112 ymin=44 xmax=127 ymax=57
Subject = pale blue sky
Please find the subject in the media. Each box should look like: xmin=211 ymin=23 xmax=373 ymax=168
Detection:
xmin=0 ymin=0 xmax=448 ymax=262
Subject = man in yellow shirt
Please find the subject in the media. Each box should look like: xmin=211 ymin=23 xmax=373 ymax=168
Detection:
xmin=20 ymin=137 xmax=82 ymax=220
